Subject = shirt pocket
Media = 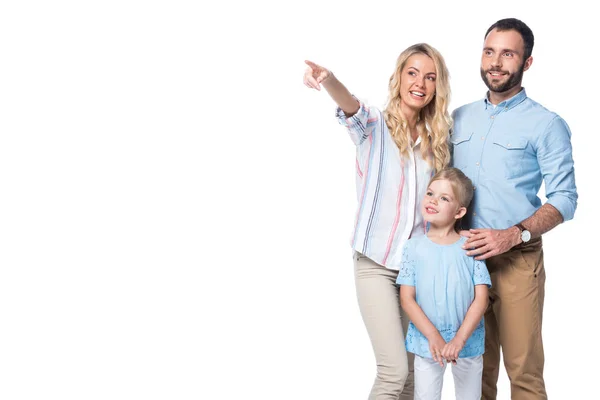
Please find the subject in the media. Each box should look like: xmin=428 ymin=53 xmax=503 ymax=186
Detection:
xmin=450 ymin=131 xmax=474 ymax=170
xmin=488 ymin=138 xmax=529 ymax=179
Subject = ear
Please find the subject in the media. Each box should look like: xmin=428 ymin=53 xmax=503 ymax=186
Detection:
xmin=455 ymin=206 xmax=467 ymax=220
xmin=523 ymin=56 xmax=533 ymax=72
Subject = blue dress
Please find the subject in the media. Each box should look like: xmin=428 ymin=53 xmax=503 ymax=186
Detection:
xmin=396 ymin=235 xmax=491 ymax=358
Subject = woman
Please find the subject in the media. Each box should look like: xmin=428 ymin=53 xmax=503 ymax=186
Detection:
xmin=303 ymin=43 xmax=451 ymax=400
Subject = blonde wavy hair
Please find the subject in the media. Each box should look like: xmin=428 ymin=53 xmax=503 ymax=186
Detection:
xmin=384 ymin=43 xmax=451 ymax=172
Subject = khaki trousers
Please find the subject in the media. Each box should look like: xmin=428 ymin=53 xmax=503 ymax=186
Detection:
xmin=482 ymin=238 xmax=547 ymax=400
xmin=354 ymin=252 xmax=414 ymax=400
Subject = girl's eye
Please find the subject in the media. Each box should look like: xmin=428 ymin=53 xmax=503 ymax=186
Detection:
xmin=441 ymin=197 xmax=449 ymax=202
xmin=427 ymin=76 xmax=436 ymax=81
xmin=426 ymin=191 xmax=433 ymax=196
xmin=409 ymin=71 xmax=416 ymax=76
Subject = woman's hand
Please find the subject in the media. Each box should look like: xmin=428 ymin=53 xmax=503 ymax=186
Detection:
xmin=303 ymin=60 xmax=332 ymax=91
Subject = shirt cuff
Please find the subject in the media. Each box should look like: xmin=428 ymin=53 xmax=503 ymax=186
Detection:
xmin=547 ymin=194 xmax=577 ymax=222
xmin=335 ymin=98 xmax=369 ymax=128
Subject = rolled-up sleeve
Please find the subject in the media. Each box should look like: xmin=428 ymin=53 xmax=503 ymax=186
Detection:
xmin=537 ymin=115 xmax=578 ymax=221
xmin=336 ymin=99 xmax=380 ymax=146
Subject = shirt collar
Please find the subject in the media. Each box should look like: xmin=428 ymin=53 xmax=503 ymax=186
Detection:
xmin=413 ymin=135 xmax=422 ymax=148
xmin=483 ymin=88 xmax=528 ymax=111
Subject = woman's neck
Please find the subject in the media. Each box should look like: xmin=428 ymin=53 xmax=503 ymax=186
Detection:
xmin=400 ymin=106 xmax=419 ymax=142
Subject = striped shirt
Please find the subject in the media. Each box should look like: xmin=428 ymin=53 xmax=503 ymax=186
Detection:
xmin=337 ymin=100 xmax=434 ymax=270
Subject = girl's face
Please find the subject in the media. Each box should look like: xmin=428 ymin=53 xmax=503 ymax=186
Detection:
xmin=399 ymin=54 xmax=437 ymax=114
xmin=422 ymin=179 xmax=466 ymax=227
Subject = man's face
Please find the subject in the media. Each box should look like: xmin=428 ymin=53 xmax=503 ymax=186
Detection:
xmin=480 ymin=28 xmax=532 ymax=94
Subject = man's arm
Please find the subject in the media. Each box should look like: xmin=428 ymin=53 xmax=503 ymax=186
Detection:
xmin=519 ymin=203 xmax=563 ymax=238
xmin=464 ymin=203 xmax=563 ymax=260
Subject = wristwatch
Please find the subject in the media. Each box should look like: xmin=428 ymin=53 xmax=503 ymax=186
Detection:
xmin=515 ymin=223 xmax=531 ymax=243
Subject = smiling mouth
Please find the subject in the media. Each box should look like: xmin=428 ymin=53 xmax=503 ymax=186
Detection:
xmin=488 ymin=71 xmax=506 ymax=79
xmin=425 ymin=206 xmax=438 ymax=214
xmin=410 ymin=91 xmax=425 ymax=97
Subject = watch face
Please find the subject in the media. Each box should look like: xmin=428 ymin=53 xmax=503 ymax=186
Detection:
xmin=522 ymin=230 xmax=531 ymax=242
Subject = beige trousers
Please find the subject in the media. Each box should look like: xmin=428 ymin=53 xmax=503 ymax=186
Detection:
xmin=354 ymin=252 xmax=414 ymax=400
xmin=482 ymin=238 xmax=547 ymax=400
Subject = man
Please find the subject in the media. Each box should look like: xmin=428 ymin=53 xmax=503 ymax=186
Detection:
xmin=450 ymin=18 xmax=577 ymax=399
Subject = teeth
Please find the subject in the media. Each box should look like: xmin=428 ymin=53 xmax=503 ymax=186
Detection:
xmin=410 ymin=91 xmax=425 ymax=97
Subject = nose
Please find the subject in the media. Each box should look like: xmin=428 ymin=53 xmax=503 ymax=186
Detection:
xmin=490 ymin=53 xmax=502 ymax=69
xmin=414 ymin=74 xmax=425 ymax=88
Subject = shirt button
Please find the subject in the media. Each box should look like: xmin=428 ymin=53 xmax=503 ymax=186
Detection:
xmin=476 ymin=162 xmax=480 ymax=166
xmin=473 ymin=186 xmax=476 ymax=190
xmin=491 ymin=115 xmax=495 ymax=119
xmin=481 ymin=136 xmax=485 ymax=140
xmin=473 ymin=212 xmax=477 ymax=216
xmin=507 ymin=143 xmax=511 ymax=147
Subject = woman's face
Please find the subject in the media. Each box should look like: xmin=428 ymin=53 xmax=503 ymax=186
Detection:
xmin=399 ymin=53 xmax=437 ymax=114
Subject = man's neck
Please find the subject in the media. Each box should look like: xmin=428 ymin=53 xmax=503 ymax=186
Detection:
xmin=488 ymin=85 xmax=523 ymax=105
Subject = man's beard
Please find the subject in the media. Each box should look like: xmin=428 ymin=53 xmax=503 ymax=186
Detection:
xmin=480 ymin=63 xmax=525 ymax=93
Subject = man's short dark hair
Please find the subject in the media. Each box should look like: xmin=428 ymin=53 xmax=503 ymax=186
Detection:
xmin=485 ymin=18 xmax=534 ymax=60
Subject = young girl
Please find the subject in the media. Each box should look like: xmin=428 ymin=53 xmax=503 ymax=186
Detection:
xmin=303 ymin=44 xmax=451 ymax=399
xmin=397 ymin=168 xmax=491 ymax=399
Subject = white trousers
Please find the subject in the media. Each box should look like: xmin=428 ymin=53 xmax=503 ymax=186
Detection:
xmin=414 ymin=355 xmax=482 ymax=400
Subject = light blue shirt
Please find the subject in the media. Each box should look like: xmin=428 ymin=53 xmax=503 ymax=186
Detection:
xmin=396 ymin=235 xmax=491 ymax=358
xmin=450 ymin=89 xmax=577 ymax=229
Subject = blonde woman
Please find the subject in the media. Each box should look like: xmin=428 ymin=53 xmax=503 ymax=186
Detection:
xmin=303 ymin=43 xmax=451 ymax=400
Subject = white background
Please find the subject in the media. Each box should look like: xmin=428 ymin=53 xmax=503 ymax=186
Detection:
xmin=0 ymin=0 xmax=597 ymax=399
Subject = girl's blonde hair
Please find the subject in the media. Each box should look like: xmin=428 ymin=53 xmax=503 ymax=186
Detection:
xmin=429 ymin=167 xmax=474 ymax=209
xmin=384 ymin=43 xmax=451 ymax=172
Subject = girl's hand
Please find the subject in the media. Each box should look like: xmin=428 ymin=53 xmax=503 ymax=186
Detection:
xmin=442 ymin=337 xmax=465 ymax=362
xmin=303 ymin=60 xmax=331 ymax=91
xmin=428 ymin=335 xmax=447 ymax=367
